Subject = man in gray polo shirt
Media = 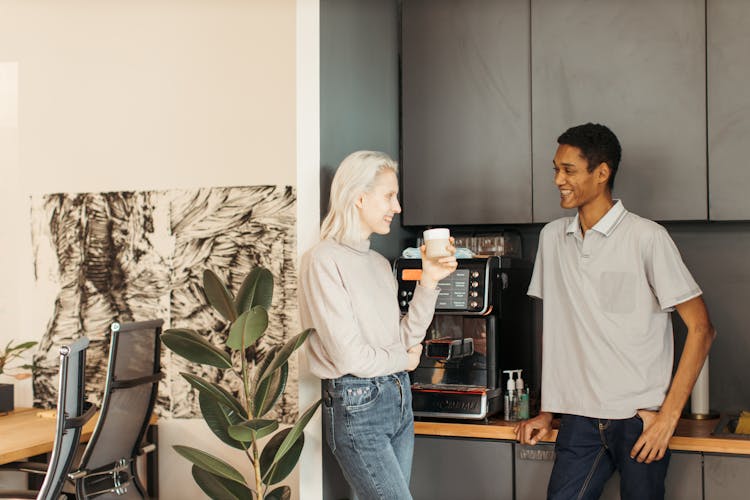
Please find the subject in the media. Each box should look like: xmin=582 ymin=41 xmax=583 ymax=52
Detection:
xmin=515 ymin=123 xmax=715 ymax=499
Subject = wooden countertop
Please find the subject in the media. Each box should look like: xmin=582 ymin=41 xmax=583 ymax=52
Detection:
xmin=415 ymin=416 xmax=750 ymax=455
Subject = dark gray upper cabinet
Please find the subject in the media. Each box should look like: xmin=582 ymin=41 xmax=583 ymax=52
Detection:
xmin=708 ymin=0 xmax=750 ymax=220
xmin=531 ymin=0 xmax=707 ymax=223
xmin=401 ymin=0 xmax=531 ymax=225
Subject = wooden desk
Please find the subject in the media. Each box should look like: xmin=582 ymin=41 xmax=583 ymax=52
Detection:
xmin=0 ymin=407 xmax=159 ymax=497
xmin=0 ymin=407 xmax=100 ymax=465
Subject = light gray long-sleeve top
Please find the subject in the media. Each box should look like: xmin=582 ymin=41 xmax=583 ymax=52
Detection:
xmin=299 ymin=238 xmax=439 ymax=379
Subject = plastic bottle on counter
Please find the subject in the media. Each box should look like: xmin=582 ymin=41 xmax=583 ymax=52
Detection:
xmin=503 ymin=370 xmax=516 ymax=420
xmin=511 ymin=370 xmax=520 ymax=420
xmin=516 ymin=369 xmax=530 ymax=420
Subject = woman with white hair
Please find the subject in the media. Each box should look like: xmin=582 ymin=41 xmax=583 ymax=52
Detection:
xmin=299 ymin=150 xmax=457 ymax=499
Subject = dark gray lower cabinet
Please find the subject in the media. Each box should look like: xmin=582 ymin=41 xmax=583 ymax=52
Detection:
xmin=328 ymin=435 xmax=745 ymax=498
xmin=515 ymin=443 xmax=556 ymax=499
xmin=599 ymin=452 xmax=703 ymax=500
xmin=515 ymin=445 xmax=701 ymax=500
xmin=412 ymin=436 xmax=513 ymax=500
xmin=704 ymin=454 xmax=750 ymax=499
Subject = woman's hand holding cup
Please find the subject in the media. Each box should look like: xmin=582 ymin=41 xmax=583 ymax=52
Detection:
xmin=420 ymin=228 xmax=458 ymax=289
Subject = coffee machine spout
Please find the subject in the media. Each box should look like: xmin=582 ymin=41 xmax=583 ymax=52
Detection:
xmin=424 ymin=337 xmax=474 ymax=361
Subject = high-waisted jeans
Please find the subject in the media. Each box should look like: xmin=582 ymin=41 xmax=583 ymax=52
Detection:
xmin=322 ymin=371 xmax=414 ymax=500
xmin=549 ymin=414 xmax=671 ymax=500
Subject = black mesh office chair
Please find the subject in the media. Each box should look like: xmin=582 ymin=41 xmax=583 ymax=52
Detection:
xmin=0 ymin=337 xmax=94 ymax=500
xmin=68 ymin=320 xmax=163 ymax=499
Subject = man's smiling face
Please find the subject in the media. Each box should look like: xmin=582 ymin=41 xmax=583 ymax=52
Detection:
xmin=553 ymin=144 xmax=610 ymax=210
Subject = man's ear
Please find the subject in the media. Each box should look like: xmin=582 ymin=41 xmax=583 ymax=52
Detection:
xmin=597 ymin=162 xmax=611 ymax=186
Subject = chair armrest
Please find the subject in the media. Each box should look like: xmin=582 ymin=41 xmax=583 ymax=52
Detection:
xmin=0 ymin=461 xmax=47 ymax=475
xmin=65 ymin=401 xmax=97 ymax=429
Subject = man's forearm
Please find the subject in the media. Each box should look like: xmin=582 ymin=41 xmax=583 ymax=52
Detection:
xmin=660 ymin=322 xmax=716 ymax=422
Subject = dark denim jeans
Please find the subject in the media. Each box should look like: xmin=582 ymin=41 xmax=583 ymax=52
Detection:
xmin=548 ymin=414 xmax=670 ymax=500
xmin=322 ymin=371 xmax=414 ymax=500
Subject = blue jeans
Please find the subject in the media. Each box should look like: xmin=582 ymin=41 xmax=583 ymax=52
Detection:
xmin=548 ymin=414 xmax=670 ymax=500
xmin=322 ymin=371 xmax=414 ymax=500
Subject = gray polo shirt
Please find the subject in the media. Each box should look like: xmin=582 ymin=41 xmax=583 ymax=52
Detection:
xmin=528 ymin=200 xmax=702 ymax=419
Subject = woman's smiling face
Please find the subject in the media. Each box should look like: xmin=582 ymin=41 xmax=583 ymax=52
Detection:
xmin=357 ymin=170 xmax=401 ymax=239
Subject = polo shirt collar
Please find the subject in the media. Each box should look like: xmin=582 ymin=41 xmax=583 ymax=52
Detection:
xmin=566 ymin=199 xmax=627 ymax=237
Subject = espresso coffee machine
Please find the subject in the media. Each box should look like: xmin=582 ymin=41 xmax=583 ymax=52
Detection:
xmin=395 ymin=256 xmax=534 ymax=420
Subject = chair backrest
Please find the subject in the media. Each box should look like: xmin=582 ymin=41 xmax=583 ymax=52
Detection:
xmin=36 ymin=336 xmax=91 ymax=500
xmin=74 ymin=319 xmax=163 ymax=499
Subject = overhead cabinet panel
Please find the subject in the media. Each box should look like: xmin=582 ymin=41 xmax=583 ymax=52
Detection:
xmin=401 ymin=0 xmax=532 ymax=225
xmin=708 ymin=0 xmax=750 ymax=220
xmin=531 ymin=0 xmax=706 ymax=222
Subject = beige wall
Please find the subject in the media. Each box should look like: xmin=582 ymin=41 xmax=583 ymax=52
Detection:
xmin=0 ymin=1 xmax=301 ymax=497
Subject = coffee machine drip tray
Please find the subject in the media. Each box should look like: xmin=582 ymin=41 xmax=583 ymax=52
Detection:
xmin=411 ymin=383 xmax=502 ymax=420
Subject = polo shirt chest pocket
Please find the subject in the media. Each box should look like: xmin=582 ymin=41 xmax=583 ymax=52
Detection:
xmin=598 ymin=271 xmax=637 ymax=314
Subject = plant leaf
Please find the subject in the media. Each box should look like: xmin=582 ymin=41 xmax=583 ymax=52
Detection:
xmin=235 ymin=267 xmax=274 ymax=314
xmin=161 ymin=329 xmax=232 ymax=368
xmin=227 ymin=306 xmax=268 ymax=351
xmin=203 ymin=269 xmax=238 ymax=322
xmin=270 ymin=400 xmax=321 ymax=469
xmin=264 ymin=485 xmax=291 ymax=500
xmin=192 ymin=465 xmax=255 ymax=500
xmin=181 ymin=372 xmax=247 ymax=417
xmin=199 ymin=394 xmax=251 ymax=450
xmin=8 ymin=341 xmax=38 ymax=352
xmin=174 ymin=445 xmax=246 ymax=485
xmin=253 ymin=361 xmax=288 ymax=418
xmin=257 ymin=329 xmax=314 ymax=383
xmin=228 ymin=419 xmax=279 ymax=442
xmin=259 ymin=428 xmax=305 ymax=485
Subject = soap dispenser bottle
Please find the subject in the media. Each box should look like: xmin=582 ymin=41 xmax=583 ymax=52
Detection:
xmin=516 ymin=369 xmax=530 ymax=420
xmin=503 ymin=370 xmax=516 ymax=420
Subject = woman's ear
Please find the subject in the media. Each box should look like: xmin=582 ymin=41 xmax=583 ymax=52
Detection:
xmin=354 ymin=192 xmax=365 ymax=209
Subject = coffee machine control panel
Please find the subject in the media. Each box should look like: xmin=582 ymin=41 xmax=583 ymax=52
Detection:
xmin=394 ymin=257 xmax=500 ymax=315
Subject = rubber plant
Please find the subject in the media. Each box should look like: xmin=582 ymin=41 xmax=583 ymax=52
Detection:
xmin=161 ymin=268 xmax=321 ymax=500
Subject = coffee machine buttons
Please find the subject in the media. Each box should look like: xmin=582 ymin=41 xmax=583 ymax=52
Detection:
xmin=400 ymin=290 xmax=408 ymax=297
xmin=470 ymin=291 xmax=479 ymax=297
xmin=471 ymin=271 xmax=480 ymax=278
xmin=471 ymin=281 xmax=479 ymax=288
xmin=400 ymin=300 xmax=408 ymax=307
xmin=469 ymin=301 xmax=479 ymax=309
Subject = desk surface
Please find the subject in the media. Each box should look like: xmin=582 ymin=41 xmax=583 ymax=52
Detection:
xmin=415 ymin=416 xmax=750 ymax=455
xmin=0 ymin=407 xmax=158 ymax=465
xmin=0 ymin=407 xmax=99 ymax=465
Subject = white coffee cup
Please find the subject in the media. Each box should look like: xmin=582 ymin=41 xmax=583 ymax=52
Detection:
xmin=423 ymin=228 xmax=451 ymax=258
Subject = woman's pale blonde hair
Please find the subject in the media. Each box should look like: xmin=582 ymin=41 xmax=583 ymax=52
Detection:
xmin=320 ymin=150 xmax=398 ymax=243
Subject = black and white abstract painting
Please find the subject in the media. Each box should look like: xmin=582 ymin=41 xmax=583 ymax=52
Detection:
xmin=30 ymin=186 xmax=298 ymax=421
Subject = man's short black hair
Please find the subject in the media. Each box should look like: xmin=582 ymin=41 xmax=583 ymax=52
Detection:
xmin=557 ymin=123 xmax=621 ymax=190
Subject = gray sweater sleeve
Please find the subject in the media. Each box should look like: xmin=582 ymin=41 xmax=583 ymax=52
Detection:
xmin=400 ymin=283 xmax=440 ymax=348
xmin=301 ymin=252 xmax=410 ymax=377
